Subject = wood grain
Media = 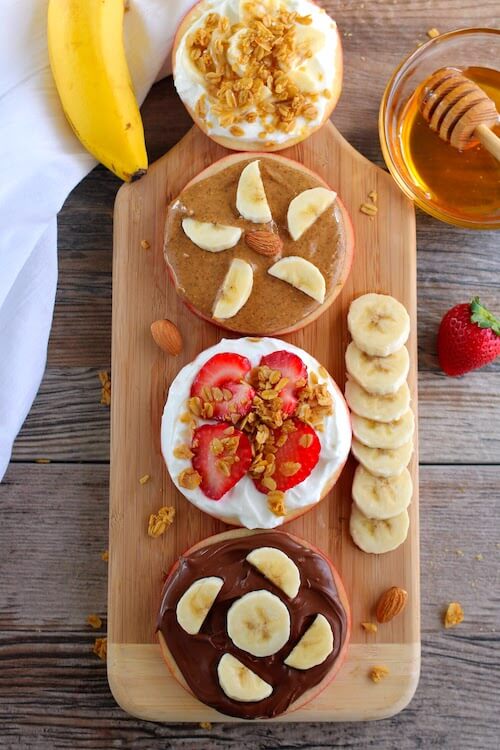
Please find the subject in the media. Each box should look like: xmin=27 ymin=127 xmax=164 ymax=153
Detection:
xmin=12 ymin=367 xmax=500 ymax=463
xmin=3 ymin=0 xmax=500 ymax=745
xmin=108 ymin=121 xmax=418 ymax=721
xmin=1 ymin=463 xmax=498 ymax=747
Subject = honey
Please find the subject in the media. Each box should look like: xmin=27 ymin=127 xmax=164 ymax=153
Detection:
xmin=397 ymin=66 xmax=500 ymax=224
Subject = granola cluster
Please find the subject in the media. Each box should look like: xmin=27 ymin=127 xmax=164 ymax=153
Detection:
xmin=148 ymin=505 xmax=176 ymax=537
xmin=187 ymin=5 xmax=329 ymax=143
xmin=178 ymin=360 xmax=334 ymax=516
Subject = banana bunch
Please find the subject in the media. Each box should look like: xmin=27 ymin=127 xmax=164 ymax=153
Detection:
xmin=345 ymin=293 xmax=415 ymax=554
xmin=48 ymin=0 xmax=148 ymax=181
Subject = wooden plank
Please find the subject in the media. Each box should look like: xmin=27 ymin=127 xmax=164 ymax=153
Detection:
xmin=12 ymin=368 xmax=110 ymax=463
xmin=0 ymin=634 xmax=497 ymax=749
xmin=1 ymin=463 xmax=497 ymax=630
xmin=11 ymin=368 xmax=500 ymax=464
xmin=0 ymin=463 xmax=498 ymax=746
xmin=108 ymin=121 xmax=419 ymax=721
xmin=2 ymin=0 xmax=499 ymax=743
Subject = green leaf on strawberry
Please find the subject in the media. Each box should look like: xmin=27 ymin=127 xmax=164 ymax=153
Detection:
xmin=470 ymin=297 xmax=500 ymax=336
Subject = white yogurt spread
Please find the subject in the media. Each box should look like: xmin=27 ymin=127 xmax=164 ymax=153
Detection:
xmin=174 ymin=0 xmax=339 ymax=144
xmin=161 ymin=337 xmax=351 ymax=529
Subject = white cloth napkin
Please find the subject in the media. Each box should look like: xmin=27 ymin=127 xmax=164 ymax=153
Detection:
xmin=0 ymin=0 xmax=191 ymax=479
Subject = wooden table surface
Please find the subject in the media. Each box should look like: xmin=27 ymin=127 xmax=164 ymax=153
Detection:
xmin=1 ymin=2 xmax=499 ymax=748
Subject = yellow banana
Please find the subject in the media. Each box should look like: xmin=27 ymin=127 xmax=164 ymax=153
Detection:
xmin=48 ymin=0 xmax=148 ymax=181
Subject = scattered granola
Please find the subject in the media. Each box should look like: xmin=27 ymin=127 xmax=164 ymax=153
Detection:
xmin=139 ymin=474 xmax=151 ymax=485
xmin=199 ymin=721 xmax=213 ymax=730
xmin=427 ymin=27 xmax=440 ymax=39
xmin=140 ymin=239 xmax=151 ymax=250
xmin=370 ymin=665 xmax=389 ymax=683
xmin=101 ymin=549 xmax=109 ymax=562
xmin=475 ymin=553 xmax=483 ymax=561
xmin=178 ymin=467 xmax=202 ymax=490
xmin=98 ymin=370 xmax=111 ymax=406
xmin=148 ymin=506 xmax=176 ymax=538
xmin=359 ymin=202 xmax=378 ymax=217
xmin=87 ymin=614 xmax=102 ymax=630
xmin=444 ymin=602 xmax=464 ymax=629
xmin=35 ymin=458 xmax=51 ymax=464
xmin=92 ymin=636 xmax=107 ymax=661
xmin=174 ymin=444 xmax=194 ymax=460
xmin=268 ymin=489 xmax=287 ymax=516
xmin=361 ymin=621 xmax=378 ymax=634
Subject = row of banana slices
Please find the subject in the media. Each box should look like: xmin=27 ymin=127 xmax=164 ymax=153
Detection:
xmin=344 ymin=293 xmax=415 ymax=554
xmin=180 ymin=160 xmax=334 ymax=319
xmin=175 ymin=546 xmax=334 ymax=702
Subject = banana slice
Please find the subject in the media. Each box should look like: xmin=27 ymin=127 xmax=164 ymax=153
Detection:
xmin=292 ymin=25 xmax=326 ymax=63
xmin=217 ymin=653 xmax=273 ymax=702
xmin=287 ymin=187 xmax=336 ymax=241
xmin=236 ymin=160 xmax=272 ymax=224
xmin=351 ymin=410 xmax=415 ymax=450
xmin=246 ymin=547 xmax=300 ymax=599
xmin=226 ymin=28 xmax=248 ymax=76
xmin=345 ymin=378 xmax=411 ymax=423
xmin=213 ymin=258 xmax=253 ymax=320
xmin=227 ymin=590 xmax=290 ymax=657
xmin=182 ymin=218 xmax=242 ymax=252
xmin=176 ymin=576 xmax=224 ymax=635
xmin=284 ymin=614 xmax=334 ymax=670
xmin=352 ymin=465 xmax=413 ymax=520
xmin=240 ymin=0 xmax=280 ymax=20
xmin=268 ymin=256 xmax=326 ymax=303
xmin=350 ymin=504 xmax=410 ymax=554
xmin=288 ymin=59 xmax=324 ymax=94
xmin=345 ymin=342 xmax=409 ymax=395
xmin=351 ymin=437 xmax=414 ymax=478
xmin=348 ymin=293 xmax=410 ymax=357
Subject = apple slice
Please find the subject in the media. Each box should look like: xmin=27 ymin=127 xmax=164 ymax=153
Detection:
xmin=268 ymin=256 xmax=326 ymax=303
xmin=182 ymin=218 xmax=242 ymax=252
xmin=287 ymin=187 xmax=336 ymax=241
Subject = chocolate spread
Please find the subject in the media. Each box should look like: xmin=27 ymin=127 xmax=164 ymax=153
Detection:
xmin=157 ymin=531 xmax=349 ymax=719
xmin=164 ymin=158 xmax=348 ymax=335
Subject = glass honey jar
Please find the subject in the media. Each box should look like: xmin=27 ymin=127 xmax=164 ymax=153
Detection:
xmin=379 ymin=28 xmax=500 ymax=229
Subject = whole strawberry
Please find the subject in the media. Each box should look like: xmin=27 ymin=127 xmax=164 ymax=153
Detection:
xmin=438 ymin=297 xmax=500 ymax=376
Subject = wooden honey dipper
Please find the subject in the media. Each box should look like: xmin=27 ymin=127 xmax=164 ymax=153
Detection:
xmin=419 ymin=67 xmax=500 ymax=161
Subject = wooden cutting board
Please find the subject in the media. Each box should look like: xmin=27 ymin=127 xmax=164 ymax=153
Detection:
xmin=108 ymin=122 xmax=419 ymax=722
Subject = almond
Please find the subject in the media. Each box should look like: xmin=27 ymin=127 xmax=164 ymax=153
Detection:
xmin=375 ymin=586 xmax=408 ymax=623
xmin=150 ymin=319 xmax=183 ymax=356
xmin=245 ymin=230 xmax=282 ymax=257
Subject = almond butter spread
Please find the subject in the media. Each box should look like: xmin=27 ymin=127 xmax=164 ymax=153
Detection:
xmin=164 ymin=157 xmax=349 ymax=334
xmin=157 ymin=531 xmax=349 ymax=719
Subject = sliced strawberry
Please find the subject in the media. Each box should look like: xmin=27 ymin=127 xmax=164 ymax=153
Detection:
xmin=191 ymin=424 xmax=252 ymax=500
xmin=191 ymin=353 xmax=255 ymax=421
xmin=259 ymin=351 xmax=308 ymax=415
xmin=254 ymin=419 xmax=320 ymax=494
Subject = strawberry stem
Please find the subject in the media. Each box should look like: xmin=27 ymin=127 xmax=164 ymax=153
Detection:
xmin=470 ymin=297 xmax=500 ymax=336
